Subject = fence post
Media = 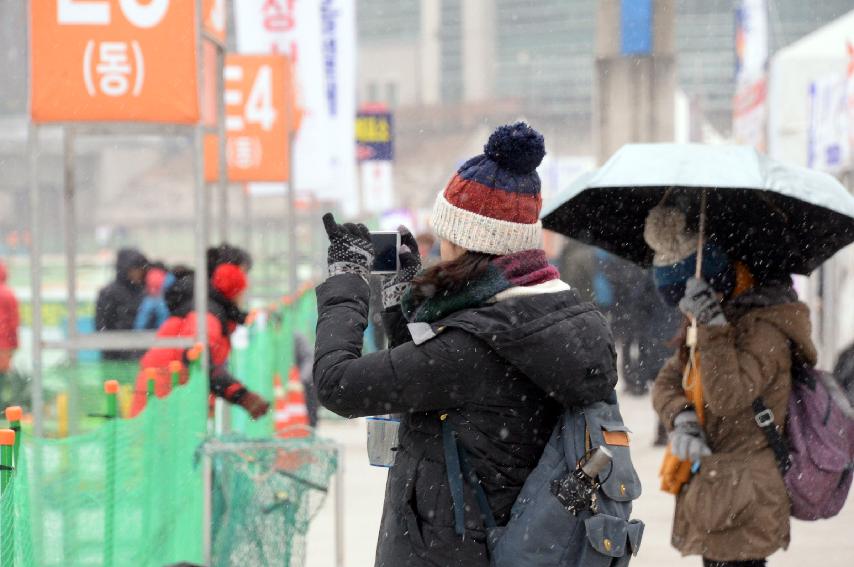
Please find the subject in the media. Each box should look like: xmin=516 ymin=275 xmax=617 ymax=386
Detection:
xmin=104 ymin=380 xmax=119 ymax=567
xmin=5 ymin=407 xmax=22 ymax=466
xmin=0 ymin=428 xmax=16 ymax=567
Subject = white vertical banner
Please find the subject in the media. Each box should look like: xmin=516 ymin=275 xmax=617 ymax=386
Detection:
xmin=847 ymin=42 xmax=854 ymax=161
xmin=361 ymin=161 xmax=394 ymax=214
xmin=321 ymin=0 xmax=359 ymax=215
xmin=733 ymin=0 xmax=768 ymax=151
xmin=808 ymin=73 xmax=850 ymax=173
xmin=234 ymin=0 xmax=333 ymax=196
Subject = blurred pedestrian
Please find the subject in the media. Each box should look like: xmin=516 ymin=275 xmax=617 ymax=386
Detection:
xmin=0 ymin=261 xmax=19 ymax=374
xmin=133 ymin=261 xmax=171 ymax=331
xmin=834 ymin=341 xmax=854 ymax=404
xmin=646 ymin=205 xmax=817 ymax=567
xmin=95 ymin=247 xmax=149 ymax=361
xmin=313 ymin=123 xmax=618 ymax=566
xmin=414 ymin=232 xmax=439 ymax=267
xmin=130 ymin=264 xmax=270 ymax=419
xmin=294 ymin=332 xmax=318 ymax=427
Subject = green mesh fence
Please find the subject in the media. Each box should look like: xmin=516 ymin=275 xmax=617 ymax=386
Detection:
xmin=206 ymin=435 xmax=337 ymax=567
xmin=0 ymin=288 xmax=333 ymax=566
xmin=230 ymin=291 xmax=318 ymax=438
xmin=0 ymin=360 xmax=207 ymax=567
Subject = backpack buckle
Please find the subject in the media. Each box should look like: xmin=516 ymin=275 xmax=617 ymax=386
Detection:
xmin=755 ymin=408 xmax=775 ymax=428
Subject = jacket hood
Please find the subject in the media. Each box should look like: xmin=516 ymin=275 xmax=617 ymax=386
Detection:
xmin=427 ymin=289 xmax=618 ymax=408
xmin=116 ymin=248 xmax=148 ymax=282
xmin=166 ymin=271 xmax=195 ymax=315
xmin=725 ymin=283 xmax=817 ymax=367
xmin=747 ymin=302 xmax=818 ymax=368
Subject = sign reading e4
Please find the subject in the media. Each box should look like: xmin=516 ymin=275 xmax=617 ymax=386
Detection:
xmin=58 ymin=0 xmax=171 ymax=28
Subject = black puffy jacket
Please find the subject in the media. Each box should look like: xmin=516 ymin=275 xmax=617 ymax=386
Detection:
xmin=95 ymin=248 xmax=148 ymax=361
xmin=314 ymin=274 xmax=617 ymax=567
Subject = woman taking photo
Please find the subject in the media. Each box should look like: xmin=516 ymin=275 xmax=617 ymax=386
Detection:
xmin=313 ymin=123 xmax=619 ymax=567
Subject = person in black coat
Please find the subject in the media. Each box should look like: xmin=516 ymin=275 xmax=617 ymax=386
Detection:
xmin=95 ymin=247 xmax=149 ymax=361
xmin=314 ymin=123 xmax=618 ymax=567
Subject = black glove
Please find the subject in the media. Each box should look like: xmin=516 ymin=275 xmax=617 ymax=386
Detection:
xmin=381 ymin=226 xmax=421 ymax=309
xmin=322 ymin=213 xmax=374 ymax=281
xmin=678 ymin=277 xmax=727 ymax=326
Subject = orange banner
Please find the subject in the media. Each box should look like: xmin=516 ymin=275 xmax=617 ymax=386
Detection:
xmin=203 ymin=0 xmax=227 ymax=46
xmin=205 ymin=54 xmax=297 ymax=182
xmin=31 ymin=0 xmax=199 ymax=124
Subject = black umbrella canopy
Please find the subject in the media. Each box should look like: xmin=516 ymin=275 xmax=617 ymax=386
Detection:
xmin=541 ymin=145 xmax=854 ymax=276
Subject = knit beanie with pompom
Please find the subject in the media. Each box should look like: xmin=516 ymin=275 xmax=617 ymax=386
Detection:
xmin=430 ymin=122 xmax=546 ymax=255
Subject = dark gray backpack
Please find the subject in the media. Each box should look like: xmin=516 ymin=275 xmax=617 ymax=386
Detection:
xmin=443 ymin=396 xmax=644 ymax=566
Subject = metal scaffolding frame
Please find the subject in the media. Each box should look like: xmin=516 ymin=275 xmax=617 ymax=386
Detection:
xmin=26 ymin=1 xmax=215 ymax=436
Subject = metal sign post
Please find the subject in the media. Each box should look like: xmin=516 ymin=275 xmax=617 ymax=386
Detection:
xmin=27 ymin=123 xmax=44 ymax=437
xmin=216 ymin=42 xmax=230 ymax=243
xmin=62 ymin=126 xmax=80 ymax=434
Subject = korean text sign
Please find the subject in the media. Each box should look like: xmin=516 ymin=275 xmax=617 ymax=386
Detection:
xmin=31 ymin=0 xmax=199 ymax=123
xmin=205 ymin=55 xmax=294 ymax=182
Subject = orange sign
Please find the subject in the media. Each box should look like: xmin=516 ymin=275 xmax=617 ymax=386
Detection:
xmin=205 ymin=55 xmax=296 ymax=182
xmin=203 ymin=0 xmax=227 ymax=46
xmin=31 ymin=0 xmax=199 ymax=124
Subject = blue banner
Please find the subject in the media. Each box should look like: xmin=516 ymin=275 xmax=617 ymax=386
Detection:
xmin=620 ymin=0 xmax=653 ymax=56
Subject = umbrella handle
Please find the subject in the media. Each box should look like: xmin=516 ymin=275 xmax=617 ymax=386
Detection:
xmin=686 ymin=190 xmax=708 ymax=349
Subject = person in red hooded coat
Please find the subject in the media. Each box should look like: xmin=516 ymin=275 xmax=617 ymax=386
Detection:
xmin=0 ymin=261 xmax=19 ymax=373
xmin=130 ymin=264 xmax=270 ymax=418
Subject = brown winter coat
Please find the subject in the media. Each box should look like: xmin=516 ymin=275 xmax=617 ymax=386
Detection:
xmin=653 ymin=296 xmax=817 ymax=562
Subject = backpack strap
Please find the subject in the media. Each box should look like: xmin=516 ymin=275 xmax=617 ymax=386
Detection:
xmin=441 ymin=417 xmax=496 ymax=539
xmin=441 ymin=417 xmax=467 ymax=537
xmin=752 ymin=397 xmax=791 ymax=475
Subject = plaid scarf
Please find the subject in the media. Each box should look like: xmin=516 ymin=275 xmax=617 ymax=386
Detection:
xmin=401 ymin=249 xmax=560 ymax=324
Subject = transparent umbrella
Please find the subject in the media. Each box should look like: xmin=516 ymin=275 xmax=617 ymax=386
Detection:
xmin=541 ymin=144 xmax=854 ymax=275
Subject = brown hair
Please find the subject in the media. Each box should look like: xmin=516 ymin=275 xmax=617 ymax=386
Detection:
xmin=408 ymin=252 xmax=496 ymax=306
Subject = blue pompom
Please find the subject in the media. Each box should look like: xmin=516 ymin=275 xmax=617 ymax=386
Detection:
xmin=483 ymin=122 xmax=546 ymax=174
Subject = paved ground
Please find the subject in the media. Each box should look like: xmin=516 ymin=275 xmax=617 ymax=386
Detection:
xmin=306 ymin=394 xmax=854 ymax=566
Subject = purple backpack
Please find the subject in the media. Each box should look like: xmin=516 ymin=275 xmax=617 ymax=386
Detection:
xmin=756 ymin=366 xmax=854 ymax=521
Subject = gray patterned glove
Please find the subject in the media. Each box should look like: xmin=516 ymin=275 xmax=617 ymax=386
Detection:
xmin=323 ymin=213 xmax=374 ymax=281
xmin=679 ymin=277 xmax=727 ymax=326
xmin=669 ymin=410 xmax=712 ymax=462
xmin=381 ymin=227 xmax=421 ymax=309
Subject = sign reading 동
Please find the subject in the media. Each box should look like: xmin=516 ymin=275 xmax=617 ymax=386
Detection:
xmin=205 ymin=55 xmax=295 ymax=182
xmin=30 ymin=0 xmax=199 ymax=123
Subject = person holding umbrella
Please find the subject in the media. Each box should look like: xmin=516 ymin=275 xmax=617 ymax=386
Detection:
xmin=540 ymin=143 xmax=854 ymax=566
xmin=645 ymin=204 xmax=816 ymax=566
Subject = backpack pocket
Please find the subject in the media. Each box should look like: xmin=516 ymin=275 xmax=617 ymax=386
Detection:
xmin=576 ymin=513 xmax=644 ymax=567
xmin=583 ymin=407 xmax=643 ymax=502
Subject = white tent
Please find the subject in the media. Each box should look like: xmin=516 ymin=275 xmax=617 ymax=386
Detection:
xmin=767 ymin=10 xmax=854 ymax=366
xmin=768 ymin=9 xmax=854 ymax=167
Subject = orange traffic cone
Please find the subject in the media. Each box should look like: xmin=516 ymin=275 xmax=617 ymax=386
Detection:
xmin=275 ymin=368 xmax=310 ymax=438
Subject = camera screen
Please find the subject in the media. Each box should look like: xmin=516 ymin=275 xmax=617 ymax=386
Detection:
xmin=371 ymin=232 xmax=399 ymax=273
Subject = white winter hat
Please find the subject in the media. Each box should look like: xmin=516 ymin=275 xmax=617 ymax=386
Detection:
xmin=643 ymin=206 xmax=698 ymax=266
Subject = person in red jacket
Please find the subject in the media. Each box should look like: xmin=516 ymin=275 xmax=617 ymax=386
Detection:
xmin=0 ymin=262 xmax=19 ymax=373
xmin=130 ymin=264 xmax=270 ymax=418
